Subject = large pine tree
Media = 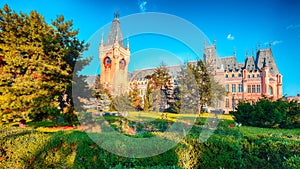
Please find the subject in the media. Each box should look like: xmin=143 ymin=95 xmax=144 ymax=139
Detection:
xmin=145 ymin=63 xmax=172 ymax=112
xmin=172 ymin=60 xmax=214 ymax=114
xmin=0 ymin=5 xmax=90 ymax=124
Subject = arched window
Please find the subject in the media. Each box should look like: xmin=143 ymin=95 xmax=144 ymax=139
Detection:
xmin=103 ymin=57 xmax=112 ymax=68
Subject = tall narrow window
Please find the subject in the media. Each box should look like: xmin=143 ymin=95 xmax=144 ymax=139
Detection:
xmin=270 ymin=87 xmax=273 ymax=95
xmin=238 ymin=84 xmax=243 ymax=92
xmin=232 ymin=84 xmax=236 ymax=93
xmin=226 ymin=84 xmax=229 ymax=92
xmin=257 ymin=85 xmax=261 ymax=93
xmin=252 ymin=85 xmax=256 ymax=93
xmin=247 ymin=85 xmax=251 ymax=93
xmin=225 ymin=98 xmax=229 ymax=108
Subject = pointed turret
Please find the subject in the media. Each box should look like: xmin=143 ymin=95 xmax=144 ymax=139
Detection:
xmin=255 ymin=48 xmax=279 ymax=76
xmin=100 ymin=32 xmax=104 ymax=47
xmin=106 ymin=11 xmax=124 ymax=47
xmin=126 ymin=38 xmax=130 ymax=49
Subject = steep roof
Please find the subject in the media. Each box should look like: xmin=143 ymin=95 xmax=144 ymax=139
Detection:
xmin=105 ymin=14 xmax=124 ymax=47
xmin=244 ymin=56 xmax=256 ymax=72
xmin=219 ymin=56 xmax=239 ymax=71
xmin=256 ymin=48 xmax=279 ymax=76
xmin=130 ymin=65 xmax=182 ymax=81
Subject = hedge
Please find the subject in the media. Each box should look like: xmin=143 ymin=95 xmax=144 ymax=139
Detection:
xmin=0 ymin=126 xmax=299 ymax=168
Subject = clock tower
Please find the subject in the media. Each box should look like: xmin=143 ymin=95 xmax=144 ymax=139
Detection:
xmin=99 ymin=12 xmax=130 ymax=95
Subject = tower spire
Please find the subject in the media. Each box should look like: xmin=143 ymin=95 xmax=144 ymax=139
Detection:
xmin=126 ymin=37 xmax=130 ymax=49
xmin=114 ymin=10 xmax=119 ymax=19
xmin=106 ymin=12 xmax=124 ymax=46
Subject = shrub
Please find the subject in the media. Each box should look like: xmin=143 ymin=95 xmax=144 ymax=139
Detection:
xmin=0 ymin=126 xmax=50 ymax=168
xmin=232 ymin=99 xmax=300 ymax=128
xmin=1 ymin=126 xmax=299 ymax=168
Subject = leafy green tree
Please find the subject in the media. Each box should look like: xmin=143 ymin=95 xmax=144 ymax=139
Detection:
xmin=193 ymin=60 xmax=212 ymax=113
xmin=143 ymin=82 xmax=153 ymax=112
xmin=0 ymin=5 xmax=90 ymax=124
xmin=129 ymin=82 xmax=142 ymax=110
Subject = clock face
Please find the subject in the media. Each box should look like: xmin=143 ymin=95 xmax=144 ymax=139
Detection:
xmin=119 ymin=59 xmax=126 ymax=70
xmin=103 ymin=57 xmax=112 ymax=68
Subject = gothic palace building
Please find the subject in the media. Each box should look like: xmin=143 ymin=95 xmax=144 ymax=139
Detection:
xmin=99 ymin=14 xmax=283 ymax=114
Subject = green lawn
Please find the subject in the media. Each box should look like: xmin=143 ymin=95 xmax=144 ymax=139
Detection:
xmin=240 ymin=126 xmax=300 ymax=140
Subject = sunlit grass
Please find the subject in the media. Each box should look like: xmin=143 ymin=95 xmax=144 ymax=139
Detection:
xmin=125 ymin=111 xmax=233 ymax=122
xmin=240 ymin=126 xmax=300 ymax=140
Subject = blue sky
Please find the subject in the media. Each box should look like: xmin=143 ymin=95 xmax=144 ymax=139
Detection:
xmin=1 ymin=0 xmax=300 ymax=96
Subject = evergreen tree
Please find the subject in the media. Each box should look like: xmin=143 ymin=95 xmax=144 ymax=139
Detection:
xmin=0 ymin=5 xmax=90 ymax=124
xmin=97 ymin=94 xmax=111 ymax=112
xmin=129 ymin=82 xmax=142 ymax=110
xmin=145 ymin=62 xmax=172 ymax=112
xmin=172 ymin=60 xmax=214 ymax=114
xmin=113 ymin=94 xmax=134 ymax=113
xmin=143 ymin=82 xmax=153 ymax=112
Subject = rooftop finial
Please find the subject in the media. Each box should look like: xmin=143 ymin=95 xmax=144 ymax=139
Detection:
xmin=213 ymin=38 xmax=216 ymax=48
xmin=126 ymin=37 xmax=130 ymax=49
xmin=245 ymin=49 xmax=248 ymax=56
xmin=257 ymin=41 xmax=261 ymax=51
xmin=114 ymin=11 xmax=120 ymax=19
xmin=269 ymin=41 xmax=273 ymax=49
xmin=234 ymin=48 xmax=236 ymax=56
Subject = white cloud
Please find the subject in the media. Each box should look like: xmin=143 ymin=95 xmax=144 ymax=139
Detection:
xmin=139 ymin=1 xmax=147 ymax=13
xmin=286 ymin=24 xmax=300 ymax=30
xmin=226 ymin=34 xmax=234 ymax=40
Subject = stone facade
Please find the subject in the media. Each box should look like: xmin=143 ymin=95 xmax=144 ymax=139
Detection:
xmin=204 ymin=43 xmax=283 ymax=113
xmin=129 ymin=43 xmax=283 ymax=113
xmin=99 ymin=13 xmax=130 ymax=96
